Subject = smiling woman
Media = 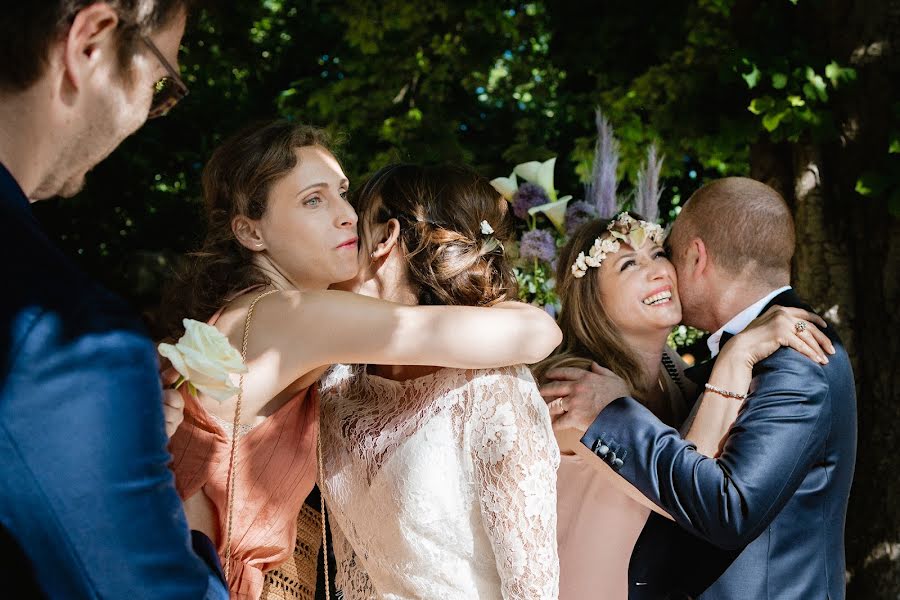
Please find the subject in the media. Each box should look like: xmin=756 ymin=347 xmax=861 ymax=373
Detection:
xmin=156 ymin=119 xmax=562 ymax=599
xmin=532 ymin=205 xmax=833 ymax=600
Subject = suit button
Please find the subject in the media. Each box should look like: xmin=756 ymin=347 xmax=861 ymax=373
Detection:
xmin=613 ymin=458 xmax=624 ymax=469
xmin=596 ymin=444 xmax=609 ymax=457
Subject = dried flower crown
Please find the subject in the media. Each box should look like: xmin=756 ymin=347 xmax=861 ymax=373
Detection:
xmin=571 ymin=212 xmax=665 ymax=278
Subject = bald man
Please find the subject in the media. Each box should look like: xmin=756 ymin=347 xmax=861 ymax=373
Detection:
xmin=542 ymin=178 xmax=857 ymax=599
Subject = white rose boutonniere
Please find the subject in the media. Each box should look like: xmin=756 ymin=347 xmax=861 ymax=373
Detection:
xmin=157 ymin=319 xmax=248 ymax=403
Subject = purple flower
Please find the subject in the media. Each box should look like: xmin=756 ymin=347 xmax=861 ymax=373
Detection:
xmin=512 ymin=182 xmax=550 ymax=220
xmin=564 ymin=200 xmax=598 ymax=235
xmin=519 ymin=229 xmax=557 ymax=264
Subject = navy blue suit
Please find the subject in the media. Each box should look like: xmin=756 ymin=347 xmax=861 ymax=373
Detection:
xmin=0 ymin=163 xmax=227 ymax=598
xmin=582 ymin=290 xmax=857 ymax=599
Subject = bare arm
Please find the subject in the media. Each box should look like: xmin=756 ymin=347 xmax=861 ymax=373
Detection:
xmin=230 ymin=290 xmax=561 ymax=407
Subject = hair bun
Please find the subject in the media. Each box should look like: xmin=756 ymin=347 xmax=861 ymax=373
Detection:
xmin=355 ymin=163 xmax=517 ymax=307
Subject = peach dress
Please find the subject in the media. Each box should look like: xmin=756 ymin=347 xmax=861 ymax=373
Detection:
xmin=556 ymin=347 xmax=693 ymax=600
xmin=168 ymin=305 xmax=319 ymax=600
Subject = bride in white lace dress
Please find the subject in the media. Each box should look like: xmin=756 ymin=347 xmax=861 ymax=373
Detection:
xmin=320 ymin=164 xmax=560 ymax=599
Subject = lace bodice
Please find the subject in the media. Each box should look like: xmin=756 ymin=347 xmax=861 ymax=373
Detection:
xmin=319 ymin=364 xmax=560 ymax=600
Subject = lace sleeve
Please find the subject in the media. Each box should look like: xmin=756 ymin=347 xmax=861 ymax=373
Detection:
xmin=330 ymin=515 xmax=377 ymax=600
xmin=468 ymin=365 xmax=560 ymax=599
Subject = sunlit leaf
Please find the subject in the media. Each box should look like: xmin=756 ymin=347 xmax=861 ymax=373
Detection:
xmin=749 ymin=96 xmax=775 ymax=115
xmin=762 ymin=109 xmax=789 ymax=132
xmin=742 ymin=63 xmax=761 ymax=89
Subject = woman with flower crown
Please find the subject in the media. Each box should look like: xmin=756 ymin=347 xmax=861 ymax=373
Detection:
xmin=156 ymin=120 xmax=561 ymax=600
xmin=533 ymin=210 xmax=831 ymax=600
xmin=318 ymin=163 xmax=559 ymax=600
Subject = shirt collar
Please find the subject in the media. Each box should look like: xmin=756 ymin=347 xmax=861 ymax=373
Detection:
xmin=707 ymin=285 xmax=792 ymax=357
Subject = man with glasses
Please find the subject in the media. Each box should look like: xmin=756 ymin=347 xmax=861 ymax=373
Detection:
xmin=0 ymin=2 xmax=226 ymax=598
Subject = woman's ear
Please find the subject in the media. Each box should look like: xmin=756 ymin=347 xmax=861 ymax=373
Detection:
xmin=370 ymin=218 xmax=401 ymax=261
xmin=232 ymin=215 xmax=266 ymax=252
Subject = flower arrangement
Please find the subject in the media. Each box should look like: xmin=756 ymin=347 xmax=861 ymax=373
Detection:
xmin=490 ymin=109 xmax=664 ymax=315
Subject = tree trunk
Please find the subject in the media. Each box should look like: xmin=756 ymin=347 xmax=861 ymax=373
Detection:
xmin=751 ymin=1 xmax=900 ymax=595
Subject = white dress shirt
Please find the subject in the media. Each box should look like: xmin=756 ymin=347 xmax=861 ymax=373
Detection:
xmin=707 ymin=286 xmax=792 ymax=357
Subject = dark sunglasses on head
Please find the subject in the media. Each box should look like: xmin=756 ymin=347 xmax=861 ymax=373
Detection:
xmin=141 ymin=36 xmax=188 ymax=118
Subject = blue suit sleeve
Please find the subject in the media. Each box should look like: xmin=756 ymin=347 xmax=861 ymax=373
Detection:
xmin=1 ymin=306 xmax=228 ymax=599
xmin=581 ymin=348 xmax=830 ymax=550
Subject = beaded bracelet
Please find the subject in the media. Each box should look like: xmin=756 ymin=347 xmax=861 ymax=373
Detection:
xmin=704 ymin=383 xmax=747 ymax=401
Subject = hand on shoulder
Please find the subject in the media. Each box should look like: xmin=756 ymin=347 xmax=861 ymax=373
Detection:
xmin=539 ymin=363 xmax=629 ymax=434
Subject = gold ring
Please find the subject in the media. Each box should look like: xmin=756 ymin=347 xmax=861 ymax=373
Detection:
xmin=794 ymin=320 xmax=807 ymax=334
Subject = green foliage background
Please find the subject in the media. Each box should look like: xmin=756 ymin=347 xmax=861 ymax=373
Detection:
xmin=36 ymin=0 xmax=894 ymax=311
xmin=30 ymin=1 xmax=899 ymax=595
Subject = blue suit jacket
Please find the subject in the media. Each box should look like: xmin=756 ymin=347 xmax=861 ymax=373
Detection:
xmin=0 ymin=163 xmax=227 ymax=598
xmin=582 ymin=290 xmax=857 ymax=599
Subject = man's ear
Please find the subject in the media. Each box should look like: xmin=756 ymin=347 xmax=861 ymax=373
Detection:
xmin=370 ymin=218 xmax=401 ymax=261
xmin=232 ymin=215 xmax=266 ymax=252
xmin=62 ymin=3 xmax=121 ymax=91
xmin=691 ymin=237 xmax=709 ymax=278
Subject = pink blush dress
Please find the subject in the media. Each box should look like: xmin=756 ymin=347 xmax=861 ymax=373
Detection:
xmin=167 ymin=306 xmax=319 ymax=600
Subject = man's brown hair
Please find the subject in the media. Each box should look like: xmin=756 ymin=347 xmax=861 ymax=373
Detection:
xmin=668 ymin=177 xmax=795 ymax=282
xmin=1 ymin=1 xmax=191 ymax=91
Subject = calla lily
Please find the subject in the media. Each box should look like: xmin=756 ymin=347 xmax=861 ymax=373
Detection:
xmin=528 ymin=195 xmax=572 ymax=235
xmin=514 ymin=157 xmax=558 ymax=201
xmin=489 ymin=172 xmax=518 ymax=201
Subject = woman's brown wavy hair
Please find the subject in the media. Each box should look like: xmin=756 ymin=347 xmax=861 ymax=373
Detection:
xmin=354 ymin=163 xmax=517 ymax=308
xmin=155 ymin=119 xmax=335 ymax=340
xmin=531 ymin=214 xmax=647 ymax=395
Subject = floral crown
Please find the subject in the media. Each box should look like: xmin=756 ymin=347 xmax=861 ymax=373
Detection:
xmin=571 ymin=212 xmax=665 ymax=278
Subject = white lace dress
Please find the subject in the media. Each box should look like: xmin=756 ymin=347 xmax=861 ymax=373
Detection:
xmin=318 ymin=364 xmax=560 ymax=600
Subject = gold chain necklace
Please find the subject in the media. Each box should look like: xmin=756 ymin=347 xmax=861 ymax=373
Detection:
xmin=222 ymin=288 xmax=331 ymax=599
xmin=223 ymin=289 xmax=277 ymax=581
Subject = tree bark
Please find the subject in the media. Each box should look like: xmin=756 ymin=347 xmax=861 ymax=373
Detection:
xmin=751 ymin=1 xmax=900 ymax=596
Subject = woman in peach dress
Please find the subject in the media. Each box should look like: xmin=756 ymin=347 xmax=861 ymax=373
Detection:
xmin=159 ymin=120 xmax=561 ymax=599
xmin=534 ymin=214 xmax=829 ymax=600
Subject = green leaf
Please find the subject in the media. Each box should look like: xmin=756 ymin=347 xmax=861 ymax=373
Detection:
xmin=762 ymin=109 xmax=789 ymax=132
xmin=825 ymin=61 xmax=857 ymax=87
xmin=787 ymin=95 xmax=805 ymax=107
xmin=742 ymin=63 xmax=761 ymax=89
xmin=805 ymin=69 xmax=829 ymax=101
xmin=748 ymin=96 xmax=775 ymax=115
xmin=855 ymin=172 xmax=890 ymax=196
xmin=825 ymin=61 xmax=840 ymax=84
xmin=889 ymin=137 xmax=900 ymax=154
xmin=772 ymin=72 xmax=788 ymax=89
xmin=802 ymin=82 xmax=818 ymax=102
